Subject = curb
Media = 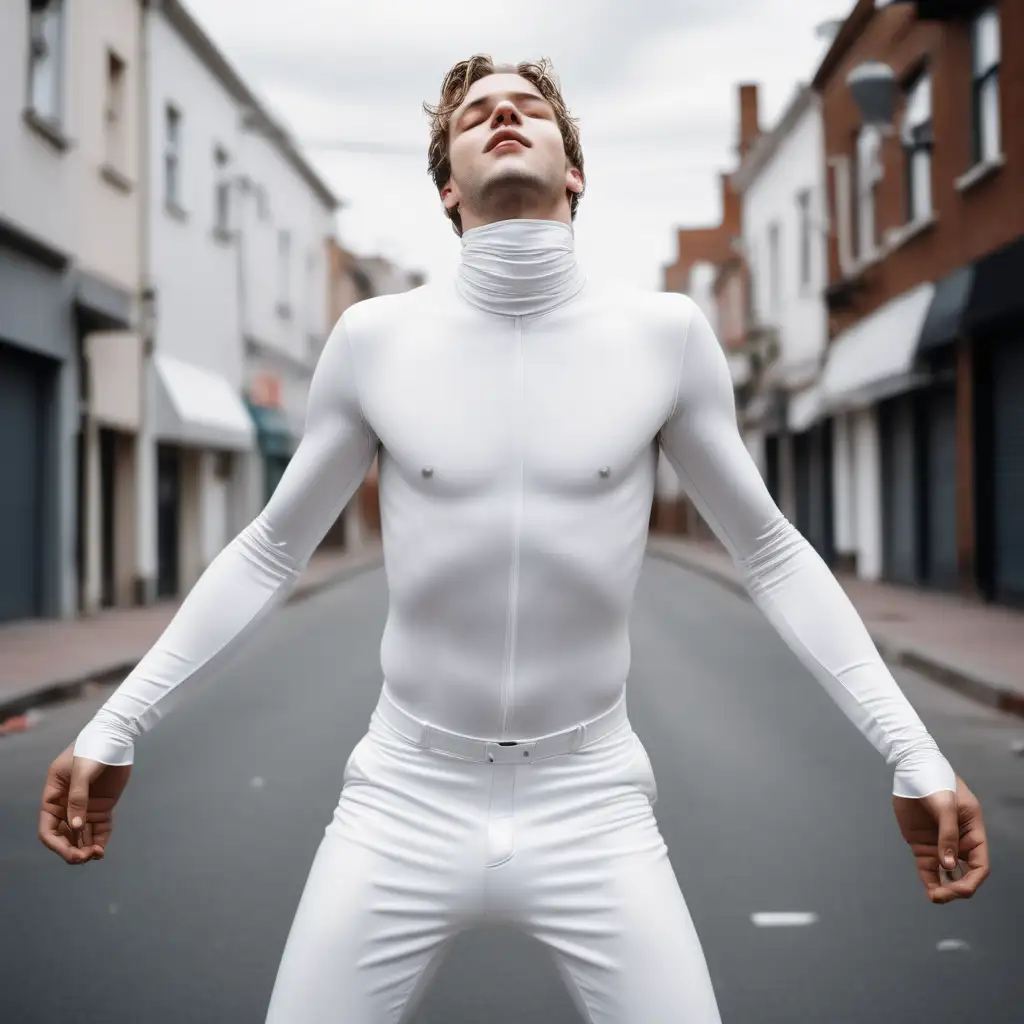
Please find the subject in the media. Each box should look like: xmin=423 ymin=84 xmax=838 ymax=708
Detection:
xmin=0 ymin=546 xmax=385 ymax=725
xmin=645 ymin=542 xmax=1024 ymax=723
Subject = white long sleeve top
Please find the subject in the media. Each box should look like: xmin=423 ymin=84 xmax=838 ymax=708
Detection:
xmin=73 ymin=218 xmax=956 ymax=800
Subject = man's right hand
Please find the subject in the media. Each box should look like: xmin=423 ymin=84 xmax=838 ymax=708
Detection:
xmin=38 ymin=742 xmax=132 ymax=865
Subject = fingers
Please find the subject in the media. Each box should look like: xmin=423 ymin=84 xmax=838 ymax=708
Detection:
xmin=38 ymin=808 xmax=104 ymax=865
xmin=930 ymin=792 xmax=960 ymax=872
xmin=66 ymin=758 xmax=98 ymax=833
xmin=37 ymin=755 xmax=107 ymax=866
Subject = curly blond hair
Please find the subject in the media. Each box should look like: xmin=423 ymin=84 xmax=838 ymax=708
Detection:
xmin=422 ymin=55 xmax=585 ymax=236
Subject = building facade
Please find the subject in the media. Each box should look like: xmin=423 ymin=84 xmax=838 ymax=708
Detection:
xmin=732 ymin=85 xmax=833 ymax=564
xmin=813 ymin=0 xmax=1024 ymax=602
xmin=657 ymin=84 xmax=760 ymax=538
xmin=0 ymin=0 xmax=141 ymax=622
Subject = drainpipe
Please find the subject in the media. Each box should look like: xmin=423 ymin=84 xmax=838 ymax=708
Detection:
xmin=134 ymin=0 xmax=157 ymax=605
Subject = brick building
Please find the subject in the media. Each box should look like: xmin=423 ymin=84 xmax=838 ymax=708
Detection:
xmin=656 ymin=84 xmax=761 ymax=537
xmin=810 ymin=0 xmax=1024 ymax=604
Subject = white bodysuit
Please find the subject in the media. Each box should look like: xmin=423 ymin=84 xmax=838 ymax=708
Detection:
xmin=72 ymin=218 xmax=957 ymax=1023
xmin=73 ymin=218 xmax=955 ymax=803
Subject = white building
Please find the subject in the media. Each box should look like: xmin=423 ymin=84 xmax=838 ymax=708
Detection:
xmin=140 ymin=0 xmax=340 ymax=600
xmin=235 ymin=103 xmax=339 ymax=508
xmin=0 ymin=0 xmax=141 ymax=621
xmin=731 ymin=85 xmax=845 ymax=567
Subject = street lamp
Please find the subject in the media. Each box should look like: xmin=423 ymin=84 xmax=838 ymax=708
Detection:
xmin=846 ymin=60 xmax=897 ymax=128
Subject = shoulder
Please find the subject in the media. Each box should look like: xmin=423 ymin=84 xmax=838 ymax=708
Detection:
xmin=580 ymin=276 xmax=699 ymax=331
xmin=339 ymin=284 xmax=439 ymax=340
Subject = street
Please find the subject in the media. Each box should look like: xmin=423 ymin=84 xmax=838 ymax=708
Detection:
xmin=1 ymin=557 xmax=1022 ymax=1024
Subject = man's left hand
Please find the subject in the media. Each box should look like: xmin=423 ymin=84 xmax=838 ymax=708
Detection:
xmin=892 ymin=774 xmax=990 ymax=904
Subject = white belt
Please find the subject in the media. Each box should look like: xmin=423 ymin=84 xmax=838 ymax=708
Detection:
xmin=373 ymin=685 xmax=629 ymax=764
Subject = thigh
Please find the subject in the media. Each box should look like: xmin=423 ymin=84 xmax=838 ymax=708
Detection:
xmin=540 ymin=838 xmax=722 ymax=1024
xmin=519 ymin=733 xmax=723 ymax=1024
xmin=265 ymin=734 xmax=473 ymax=1024
xmin=264 ymin=828 xmax=455 ymax=1024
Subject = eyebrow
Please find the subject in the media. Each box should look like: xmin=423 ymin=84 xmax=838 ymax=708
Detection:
xmin=454 ymin=91 xmax=549 ymax=124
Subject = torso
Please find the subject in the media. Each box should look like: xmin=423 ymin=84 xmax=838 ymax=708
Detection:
xmin=346 ymin=278 xmax=686 ymax=738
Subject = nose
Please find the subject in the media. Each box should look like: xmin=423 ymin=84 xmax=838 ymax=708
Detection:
xmin=491 ymin=100 xmax=523 ymax=127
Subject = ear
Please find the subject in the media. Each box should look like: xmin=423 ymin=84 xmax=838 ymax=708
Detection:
xmin=565 ymin=166 xmax=584 ymax=195
xmin=441 ymin=178 xmax=461 ymax=212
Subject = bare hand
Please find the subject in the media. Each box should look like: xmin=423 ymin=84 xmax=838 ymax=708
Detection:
xmin=892 ymin=774 xmax=990 ymax=904
xmin=38 ymin=742 xmax=132 ymax=865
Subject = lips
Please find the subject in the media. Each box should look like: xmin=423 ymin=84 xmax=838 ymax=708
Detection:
xmin=485 ymin=129 xmax=530 ymax=153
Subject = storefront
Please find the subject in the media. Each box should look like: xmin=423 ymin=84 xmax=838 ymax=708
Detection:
xmin=246 ymin=399 xmax=297 ymax=504
xmin=964 ymin=235 xmax=1024 ymax=605
xmin=0 ymin=219 xmax=76 ymax=622
xmin=819 ymin=282 xmax=936 ymax=585
xmin=918 ymin=235 xmax=1024 ymax=605
xmin=152 ymin=352 xmax=255 ymax=595
xmin=787 ymin=382 xmax=833 ymax=564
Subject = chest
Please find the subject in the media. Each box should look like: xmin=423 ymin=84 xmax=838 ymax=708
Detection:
xmin=357 ymin=310 xmax=676 ymax=498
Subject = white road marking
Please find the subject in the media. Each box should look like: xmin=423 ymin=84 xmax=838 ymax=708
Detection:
xmin=751 ymin=912 xmax=819 ymax=927
xmin=936 ymin=939 xmax=970 ymax=952
xmin=250 ymin=776 xmax=265 ymax=789
xmin=108 ymin=903 xmax=119 ymax=915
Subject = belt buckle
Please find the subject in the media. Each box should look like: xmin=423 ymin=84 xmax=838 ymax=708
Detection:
xmin=486 ymin=739 xmax=536 ymax=763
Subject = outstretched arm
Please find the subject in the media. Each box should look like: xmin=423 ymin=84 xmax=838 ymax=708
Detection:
xmin=72 ymin=313 xmax=379 ymax=766
xmin=657 ymin=297 xmax=956 ymax=800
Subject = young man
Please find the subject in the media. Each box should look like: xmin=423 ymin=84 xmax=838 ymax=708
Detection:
xmin=40 ymin=56 xmax=989 ymax=1023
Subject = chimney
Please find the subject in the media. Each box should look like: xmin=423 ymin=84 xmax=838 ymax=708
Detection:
xmin=721 ymin=172 xmax=741 ymax=239
xmin=737 ymin=83 xmax=760 ymax=160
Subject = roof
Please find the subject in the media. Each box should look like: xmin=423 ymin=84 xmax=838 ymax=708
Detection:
xmin=731 ymin=84 xmax=817 ymax=194
xmin=161 ymin=0 xmax=341 ymax=211
xmin=811 ymin=0 xmax=878 ymax=92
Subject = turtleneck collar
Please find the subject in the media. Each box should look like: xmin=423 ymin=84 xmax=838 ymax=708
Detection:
xmin=455 ymin=218 xmax=587 ymax=317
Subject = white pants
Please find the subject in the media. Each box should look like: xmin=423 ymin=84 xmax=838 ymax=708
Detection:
xmin=265 ymin=686 xmax=723 ymax=1023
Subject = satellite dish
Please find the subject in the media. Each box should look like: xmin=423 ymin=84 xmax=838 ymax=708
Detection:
xmin=846 ymin=61 xmax=896 ymax=126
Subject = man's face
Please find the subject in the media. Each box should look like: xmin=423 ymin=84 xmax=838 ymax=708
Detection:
xmin=442 ymin=73 xmax=582 ymax=229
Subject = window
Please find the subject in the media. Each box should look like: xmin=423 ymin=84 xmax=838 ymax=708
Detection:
xmin=104 ymin=49 xmax=126 ymax=169
xmin=971 ymin=7 xmax=1001 ymax=164
xmin=213 ymin=145 xmax=230 ymax=234
xmin=256 ymin=185 xmax=269 ymax=221
xmin=277 ymin=229 xmax=291 ymax=315
xmin=164 ymin=104 xmax=182 ymax=208
xmin=27 ymin=0 xmax=65 ymax=126
xmin=901 ymin=68 xmax=932 ymax=223
xmin=767 ymin=221 xmax=781 ymax=315
xmin=796 ymin=189 xmax=812 ymax=290
xmin=855 ymin=126 xmax=880 ymax=261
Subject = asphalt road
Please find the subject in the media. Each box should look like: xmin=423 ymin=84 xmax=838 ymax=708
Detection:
xmin=1 ymin=556 xmax=1022 ymax=1023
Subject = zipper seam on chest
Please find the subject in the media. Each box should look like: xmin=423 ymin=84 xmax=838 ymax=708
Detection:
xmin=499 ymin=315 xmax=525 ymax=737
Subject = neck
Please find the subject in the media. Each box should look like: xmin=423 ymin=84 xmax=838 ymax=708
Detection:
xmin=455 ymin=218 xmax=586 ymax=317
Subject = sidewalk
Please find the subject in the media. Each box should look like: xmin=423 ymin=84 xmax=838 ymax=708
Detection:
xmin=0 ymin=541 xmax=384 ymax=725
xmin=646 ymin=534 xmax=1024 ymax=720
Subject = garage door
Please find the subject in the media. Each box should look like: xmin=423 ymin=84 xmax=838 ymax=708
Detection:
xmin=992 ymin=339 xmax=1024 ymax=603
xmin=0 ymin=342 xmax=49 ymax=621
xmin=880 ymin=394 xmax=919 ymax=585
xmin=922 ymin=384 xmax=958 ymax=590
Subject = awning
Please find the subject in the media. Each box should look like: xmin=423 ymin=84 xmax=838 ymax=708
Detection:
xmin=246 ymin=399 xmax=296 ymax=458
xmin=788 ymin=380 xmax=826 ymax=433
xmin=821 ymin=281 xmax=935 ymax=411
xmin=154 ymin=354 xmax=255 ymax=451
xmin=964 ymin=232 xmax=1024 ymax=338
xmin=918 ymin=264 xmax=974 ymax=355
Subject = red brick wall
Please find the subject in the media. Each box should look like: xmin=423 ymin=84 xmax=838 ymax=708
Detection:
xmin=818 ymin=1 xmax=1024 ymax=331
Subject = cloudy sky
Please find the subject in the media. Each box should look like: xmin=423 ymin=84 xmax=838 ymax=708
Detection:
xmin=187 ymin=0 xmax=852 ymax=291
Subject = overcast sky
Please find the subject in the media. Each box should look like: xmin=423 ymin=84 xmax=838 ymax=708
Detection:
xmin=187 ymin=0 xmax=852 ymax=291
